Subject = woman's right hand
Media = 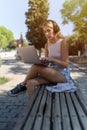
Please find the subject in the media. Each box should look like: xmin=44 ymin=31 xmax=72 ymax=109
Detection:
xmin=40 ymin=57 xmax=49 ymax=64
xmin=40 ymin=57 xmax=53 ymax=64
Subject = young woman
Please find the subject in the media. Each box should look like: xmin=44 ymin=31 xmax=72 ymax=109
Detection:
xmin=8 ymin=20 xmax=76 ymax=97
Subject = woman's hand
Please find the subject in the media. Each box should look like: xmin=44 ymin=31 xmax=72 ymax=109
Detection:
xmin=40 ymin=57 xmax=53 ymax=64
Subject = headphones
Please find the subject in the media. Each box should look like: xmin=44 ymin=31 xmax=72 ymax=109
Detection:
xmin=47 ymin=20 xmax=60 ymax=34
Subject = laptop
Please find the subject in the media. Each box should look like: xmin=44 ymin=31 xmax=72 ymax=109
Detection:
xmin=17 ymin=46 xmax=43 ymax=64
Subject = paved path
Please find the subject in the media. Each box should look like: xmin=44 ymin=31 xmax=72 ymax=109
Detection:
xmin=0 ymin=56 xmax=87 ymax=130
xmin=0 ymin=56 xmax=32 ymax=130
xmin=70 ymin=62 xmax=87 ymax=104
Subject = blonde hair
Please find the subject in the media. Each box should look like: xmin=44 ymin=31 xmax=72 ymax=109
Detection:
xmin=56 ymin=31 xmax=64 ymax=39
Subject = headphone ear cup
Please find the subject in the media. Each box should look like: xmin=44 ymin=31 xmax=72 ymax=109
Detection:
xmin=53 ymin=22 xmax=60 ymax=34
xmin=45 ymin=20 xmax=60 ymax=34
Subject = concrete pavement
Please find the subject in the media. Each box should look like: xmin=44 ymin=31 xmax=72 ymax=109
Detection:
xmin=0 ymin=55 xmax=32 ymax=130
xmin=0 ymin=54 xmax=87 ymax=130
xmin=70 ymin=62 xmax=87 ymax=104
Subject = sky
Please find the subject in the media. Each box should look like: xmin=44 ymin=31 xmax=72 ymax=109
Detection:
xmin=0 ymin=0 xmax=73 ymax=40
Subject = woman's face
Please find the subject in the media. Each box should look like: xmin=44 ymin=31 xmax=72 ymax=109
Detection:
xmin=43 ymin=22 xmax=55 ymax=41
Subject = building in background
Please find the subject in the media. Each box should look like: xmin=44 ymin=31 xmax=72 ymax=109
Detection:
xmin=13 ymin=32 xmax=24 ymax=47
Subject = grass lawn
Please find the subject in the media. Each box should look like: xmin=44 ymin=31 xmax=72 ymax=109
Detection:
xmin=0 ymin=77 xmax=10 ymax=85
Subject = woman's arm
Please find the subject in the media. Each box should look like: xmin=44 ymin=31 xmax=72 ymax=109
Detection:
xmin=40 ymin=43 xmax=50 ymax=64
xmin=45 ymin=43 xmax=49 ymax=57
xmin=52 ymin=39 xmax=69 ymax=68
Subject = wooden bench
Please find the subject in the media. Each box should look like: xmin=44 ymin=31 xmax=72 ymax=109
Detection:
xmin=13 ymin=85 xmax=87 ymax=130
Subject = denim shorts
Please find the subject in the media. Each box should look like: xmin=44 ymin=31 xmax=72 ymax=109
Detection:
xmin=49 ymin=63 xmax=70 ymax=82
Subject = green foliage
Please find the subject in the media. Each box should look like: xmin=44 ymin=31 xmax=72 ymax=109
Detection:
xmin=0 ymin=77 xmax=10 ymax=85
xmin=61 ymin=0 xmax=87 ymax=55
xmin=0 ymin=26 xmax=14 ymax=49
xmin=61 ymin=0 xmax=87 ymax=39
xmin=66 ymin=33 xmax=86 ymax=55
xmin=25 ymin=0 xmax=49 ymax=49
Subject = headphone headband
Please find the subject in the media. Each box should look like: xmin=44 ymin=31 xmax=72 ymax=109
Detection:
xmin=45 ymin=20 xmax=60 ymax=34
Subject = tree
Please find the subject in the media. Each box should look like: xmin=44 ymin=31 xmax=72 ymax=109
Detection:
xmin=66 ymin=32 xmax=86 ymax=55
xmin=0 ymin=26 xmax=14 ymax=49
xmin=25 ymin=0 xmax=49 ymax=49
xmin=61 ymin=0 xmax=87 ymax=40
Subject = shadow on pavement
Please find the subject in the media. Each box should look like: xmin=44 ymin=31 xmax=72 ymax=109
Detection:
xmin=1 ymin=58 xmax=31 ymax=75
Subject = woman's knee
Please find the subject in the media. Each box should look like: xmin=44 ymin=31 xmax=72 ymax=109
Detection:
xmin=31 ymin=64 xmax=40 ymax=69
xmin=31 ymin=64 xmax=45 ymax=71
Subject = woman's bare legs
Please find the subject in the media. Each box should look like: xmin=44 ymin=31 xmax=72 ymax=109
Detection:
xmin=23 ymin=64 xmax=67 ymax=84
xmin=26 ymin=77 xmax=50 ymax=97
xmin=22 ymin=64 xmax=67 ymax=97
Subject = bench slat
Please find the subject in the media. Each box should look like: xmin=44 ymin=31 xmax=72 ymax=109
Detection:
xmin=37 ymin=90 xmax=47 ymax=116
xmin=60 ymin=93 xmax=71 ymax=130
xmin=52 ymin=93 xmax=62 ymax=130
xmin=65 ymin=93 xmax=82 ymax=130
xmin=71 ymin=92 xmax=87 ymax=130
xmin=23 ymin=87 xmax=44 ymax=130
xmin=33 ymin=90 xmax=48 ymax=130
xmin=42 ymin=92 xmax=52 ymax=130
xmin=76 ymin=90 xmax=87 ymax=114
